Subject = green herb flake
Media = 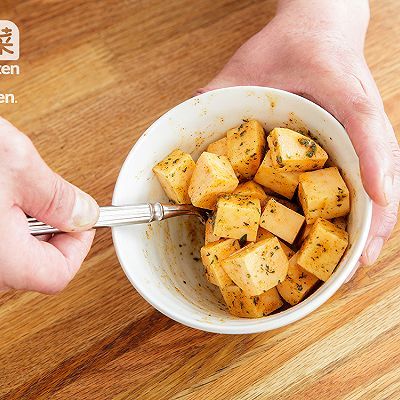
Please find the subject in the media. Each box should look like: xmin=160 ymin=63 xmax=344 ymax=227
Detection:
xmin=296 ymin=283 xmax=303 ymax=291
xmin=298 ymin=138 xmax=310 ymax=146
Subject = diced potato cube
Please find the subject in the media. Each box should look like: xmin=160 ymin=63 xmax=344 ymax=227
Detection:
xmin=222 ymin=237 xmax=289 ymax=296
xmin=297 ymin=218 xmax=349 ymax=281
xmin=213 ymin=194 xmax=261 ymax=242
xmin=227 ymin=120 xmax=266 ymax=179
xmin=298 ymin=167 xmax=350 ymax=224
xmin=267 ymin=128 xmax=328 ymax=172
xmin=188 ymin=152 xmax=239 ymax=209
xmin=234 ymin=181 xmax=269 ymax=207
xmin=200 ymin=239 xmax=240 ymax=286
xmin=206 ymin=137 xmax=228 ymax=157
xmin=298 ymin=217 xmax=347 ymax=244
xmin=204 ymin=217 xmax=220 ymax=245
xmin=153 ymin=149 xmax=196 ymax=204
xmin=257 ymin=228 xmax=294 ymax=259
xmin=254 ymin=151 xmax=301 ymax=199
xmin=277 ymin=253 xmax=319 ymax=305
xmin=258 ymin=286 xmax=284 ymax=316
xmin=221 ymin=285 xmax=283 ymax=318
xmin=260 ymin=198 xmax=305 ymax=244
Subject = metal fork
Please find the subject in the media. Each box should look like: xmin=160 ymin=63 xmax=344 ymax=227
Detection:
xmin=28 ymin=203 xmax=210 ymax=236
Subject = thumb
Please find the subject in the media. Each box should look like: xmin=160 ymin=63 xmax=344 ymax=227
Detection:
xmin=311 ymin=82 xmax=395 ymax=207
xmin=338 ymin=100 xmax=393 ymax=207
xmin=13 ymin=136 xmax=99 ymax=232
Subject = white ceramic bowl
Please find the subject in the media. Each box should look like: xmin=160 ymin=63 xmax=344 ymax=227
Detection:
xmin=112 ymin=86 xmax=372 ymax=334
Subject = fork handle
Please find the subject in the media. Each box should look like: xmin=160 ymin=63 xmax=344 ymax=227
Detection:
xmin=27 ymin=203 xmax=200 ymax=236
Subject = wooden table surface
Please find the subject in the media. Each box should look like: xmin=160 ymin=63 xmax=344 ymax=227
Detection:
xmin=1 ymin=1 xmax=399 ymax=399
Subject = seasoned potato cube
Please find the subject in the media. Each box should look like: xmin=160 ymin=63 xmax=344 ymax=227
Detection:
xmin=213 ymin=194 xmax=261 ymax=242
xmin=188 ymin=152 xmax=239 ymax=209
xmin=260 ymin=198 xmax=305 ymax=244
xmin=227 ymin=120 xmax=266 ymax=179
xmin=257 ymin=228 xmax=294 ymax=259
xmin=153 ymin=149 xmax=196 ymax=204
xmin=277 ymin=253 xmax=319 ymax=305
xmin=206 ymin=137 xmax=228 ymax=157
xmin=267 ymin=128 xmax=328 ymax=172
xmin=298 ymin=167 xmax=350 ymax=224
xmin=200 ymin=239 xmax=240 ymax=286
xmin=234 ymin=181 xmax=269 ymax=207
xmin=204 ymin=217 xmax=220 ymax=245
xmin=299 ymin=217 xmax=347 ymax=244
xmin=258 ymin=286 xmax=284 ymax=316
xmin=222 ymin=237 xmax=289 ymax=296
xmin=221 ymin=285 xmax=283 ymax=318
xmin=297 ymin=218 xmax=349 ymax=281
xmin=254 ymin=151 xmax=301 ymax=199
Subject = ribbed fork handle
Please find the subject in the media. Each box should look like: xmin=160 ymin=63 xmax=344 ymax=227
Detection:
xmin=27 ymin=203 xmax=204 ymax=236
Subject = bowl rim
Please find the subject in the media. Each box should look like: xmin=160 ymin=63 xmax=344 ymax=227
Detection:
xmin=112 ymin=86 xmax=372 ymax=334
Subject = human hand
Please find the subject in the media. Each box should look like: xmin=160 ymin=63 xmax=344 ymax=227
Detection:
xmin=199 ymin=0 xmax=399 ymax=267
xmin=0 ymin=117 xmax=99 ymax=293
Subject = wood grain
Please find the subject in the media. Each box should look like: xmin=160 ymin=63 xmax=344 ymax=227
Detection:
xmin=0 ymin=0 xmax=399 ymax=399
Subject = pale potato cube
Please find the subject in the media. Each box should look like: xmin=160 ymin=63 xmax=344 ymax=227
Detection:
xmin=299 ymin=217 xmax=347 ymax=244
xmin=254 ymin=151 xmax=301 ymax=199
xmin=260 ymin=198 xmax=305 ymax=244
xmin=233 ymin=181 xmax=269 ymax=207
xmin=153 ymin=149 xmax=196 ymax=204
xmin=297 ymin=218 xmax=349 ymax=281
xmin=258 ymin=286 xmax=284 ymax=316
xmin=298 ymin=167 xmax=350 ymax=224
xmin=227 ymin=120 xmax=266 ymax=179
xmin=206 ymin=137 xmax=228 ymax=157
xmin=213 ymin=194 xmax=261 ymax=242
xmin=267 ymin=128 xmax=328 ymax=172
xmin=277 ymin=253 xmax=319 ymax=305
xmin=257 ymin=227 xmax=295 ymax=259
xmin=200 ymin=239 xmax=240 ymax=286
xmin=222 ymin=237 xmax=289 ymax=296
xmin=204 ymin=217 xmax=220 ymax=245
xmin=221 ymin=285 xmax=283 ymax=318
xmin=188 ymin=152 xmax=239 ymax=209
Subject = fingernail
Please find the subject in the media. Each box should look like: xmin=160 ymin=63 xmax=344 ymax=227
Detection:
xmin=366 ymin=237 xmax=384 ymax=265
xmin=384 ymin=175 xmax=393 ymax=205
xmin=72 ymin=191 xmax=99 ymax=229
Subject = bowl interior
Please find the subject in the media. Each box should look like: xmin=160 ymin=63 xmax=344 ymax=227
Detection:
xmin=112 ymin=87 xmax=371 ymax=334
